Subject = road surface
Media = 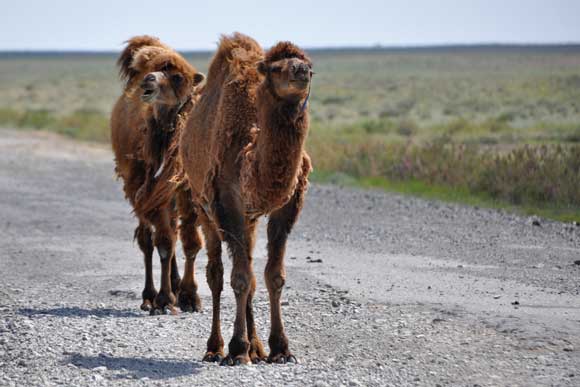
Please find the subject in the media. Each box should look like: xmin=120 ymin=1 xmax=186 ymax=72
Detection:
xmin=0 ymin=129 xmax=579 ymax=386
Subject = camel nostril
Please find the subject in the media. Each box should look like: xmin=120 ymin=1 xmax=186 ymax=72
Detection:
xmin=144 ymin=74 xmax=156 ymax=83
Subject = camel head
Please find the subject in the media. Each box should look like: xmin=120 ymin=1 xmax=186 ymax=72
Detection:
xmin=258 ymin=42 xmax=313 ymax=103
xmin=140 ymin=66 xmax=205 ymax=105
xmin=131 ymin=46 xmax=205 ymax=106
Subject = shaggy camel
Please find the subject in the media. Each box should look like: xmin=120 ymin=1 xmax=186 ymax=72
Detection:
xmin=178 ymin=33 xmax=313 ymax=365
xmin=110 ymin=36 xmax=205 ymax=314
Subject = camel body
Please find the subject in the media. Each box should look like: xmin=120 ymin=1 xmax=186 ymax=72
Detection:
xmin=110 ymin=36 xmax=205 ymax=314
xmin=178 ymin=33 xmax=313 ymax=364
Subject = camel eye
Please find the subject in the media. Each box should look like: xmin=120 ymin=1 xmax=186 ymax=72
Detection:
xmin=171 ymin=74 xmax=183 ymax=86
xmin=270 ymin=66 xmax=282 ymax=74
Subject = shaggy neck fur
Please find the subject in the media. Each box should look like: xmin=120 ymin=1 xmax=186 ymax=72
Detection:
xmin=146 ymin=105 xmax=179 ymax=167
xmin=241 ymin=80 xmax=309 ymax=214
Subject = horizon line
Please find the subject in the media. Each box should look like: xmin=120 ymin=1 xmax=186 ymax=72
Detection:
xmin=2 ymin=42 xmax=580 ymax=54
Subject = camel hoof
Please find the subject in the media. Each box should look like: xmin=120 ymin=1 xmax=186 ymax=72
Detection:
xmin=202 ymin=352 xmax=224 ymax=363
xmin=220 ymin=354 xmax=250 ymax=366
xmin=268 ymin=353 xmax=298 ymax=364
xmin=178 ymin=291 xmax=202 ymax=313
xmin=149 ymin=305 xmax=177 ymax=316
xmin=140 ymin=300 xmax=153 ymax=312
xmin=219 ymin=355 xmax=233 ymax=366
xmin=251 ymin=357 xmax=266 ymax=365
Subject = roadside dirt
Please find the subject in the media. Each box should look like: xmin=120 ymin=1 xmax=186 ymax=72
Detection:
xmin=0 ymin=129 xmax=578 ymax=386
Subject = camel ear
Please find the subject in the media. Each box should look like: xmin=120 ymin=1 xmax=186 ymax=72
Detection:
xmin=257 ymin=61 xmax=268 ymax=75
xmin=192 ymin=72 xmax=205 ymax=85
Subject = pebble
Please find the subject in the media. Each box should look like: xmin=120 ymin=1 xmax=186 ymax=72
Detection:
xmin=92 ymin=374 xmax=104 ymax=382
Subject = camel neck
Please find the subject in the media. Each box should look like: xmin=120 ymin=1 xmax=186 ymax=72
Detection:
xmin=152 ymin=105 xmax=179 ymax=130
xmin=242 ymin=86 xmax=309 ymax=212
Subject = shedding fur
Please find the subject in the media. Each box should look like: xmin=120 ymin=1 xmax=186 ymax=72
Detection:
xmin=178 ymin=33 xmax=314 ymax=363
xmin=110 ymin=36 xmax=204 ymax=314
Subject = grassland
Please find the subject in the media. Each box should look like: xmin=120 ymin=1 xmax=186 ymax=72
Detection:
xmin=1 ymin=46 xmax=580 ymax=220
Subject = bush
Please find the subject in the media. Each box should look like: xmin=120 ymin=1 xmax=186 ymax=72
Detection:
xmin=309 ymin=131 xmax=580 ymax=209
xmin=0 ymin=108 xmax=109 ymax=142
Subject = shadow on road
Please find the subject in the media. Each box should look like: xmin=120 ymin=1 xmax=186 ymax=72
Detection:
xmin=18 ymin=307 xmax=141 ymax=319
xmin=66 ymin=353 xmax=202 ymax=379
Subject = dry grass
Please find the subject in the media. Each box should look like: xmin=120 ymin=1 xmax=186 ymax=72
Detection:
xmin=2 ymin=47 xmax=580 ymax=220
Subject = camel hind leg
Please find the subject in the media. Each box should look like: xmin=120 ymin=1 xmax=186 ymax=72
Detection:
xmin=245 ymin=218 xmax=267 ymax=363
xmin=213 ymin=190 xmax=254 ymax=365
xmin=201 ymin=218 xmax=225 ymax=362
xmin=176 ymin=188 xmax=202 ymax=313
xmin=135 ymin=222 xmax=157 ymax=312
xmin=150 ymin=206 xmax=178 ymax=315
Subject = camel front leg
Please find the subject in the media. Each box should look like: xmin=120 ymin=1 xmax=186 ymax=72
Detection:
xmin=214 ymin=191 xmax=254 ymax=366
xmin=170 ymin=252 xmax=181 ymax=295
xmin=265 ymin=187 xmax=305 ymax=363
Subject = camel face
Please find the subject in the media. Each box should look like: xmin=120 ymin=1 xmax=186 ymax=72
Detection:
xmin=140 ymin=70 xmax=205 ymax=105
xmin=260 ymin=58 xmax=313 ymax=101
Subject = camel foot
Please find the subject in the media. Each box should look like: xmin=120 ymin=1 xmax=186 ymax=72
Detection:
xmin=202 ymin=351 xmax=224 ymax=363
xmin=150 ymin=291 xmax=177 ymax=315
xmin=220 ymin=354 xmax=251 ymax=366
xmin=249 ymin=337 xmax=267 ymax=364
xmin=149 ymin=304 xmax=177 ymax=316
xmin=268 ymin=352 xmax=297 ymax=364
xmin=141 ymin=288 xmax=157 ymax=312
xmin=178 ymin=289 xmax=202 ymax=313
xmin=140 ymin=299 xmax=154 ymax=312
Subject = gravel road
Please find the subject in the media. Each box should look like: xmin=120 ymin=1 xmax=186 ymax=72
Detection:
xmin=0 ymin=129 xmax=579 ymax=387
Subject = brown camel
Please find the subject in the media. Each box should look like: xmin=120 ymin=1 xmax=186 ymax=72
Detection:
xmin=177 ymin=33 xmax=313 ymax=365
xmin=110 ymin=35 xmax=205 ymax=315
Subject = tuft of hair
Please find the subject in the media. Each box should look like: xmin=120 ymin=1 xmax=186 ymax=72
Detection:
xmin=206 ymin=32 xmax=264 ymax=83
xmin=117 ymin=35 xmax=166 ymax=85
xmin=264 ymin=41 xmax=311 ymax=64
xmin=131 ymin=46 xmax=196 ymax=82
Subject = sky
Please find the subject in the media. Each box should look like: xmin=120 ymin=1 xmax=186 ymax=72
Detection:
xmin=1 ymin=0 xmax=579 ymax=51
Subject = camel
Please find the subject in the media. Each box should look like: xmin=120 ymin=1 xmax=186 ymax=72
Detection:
xmin=110 ymin=36 xmax=205 ymax=315
xmin=177 ymin=33 xmax=313 ymax=365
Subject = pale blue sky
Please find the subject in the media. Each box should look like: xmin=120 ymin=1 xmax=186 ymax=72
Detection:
xmin=1 ymin=0 xmax=579 ymax=50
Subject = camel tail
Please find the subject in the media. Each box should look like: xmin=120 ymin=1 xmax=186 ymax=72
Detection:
xmin=117 ymin=35 xmax=164 ymax=85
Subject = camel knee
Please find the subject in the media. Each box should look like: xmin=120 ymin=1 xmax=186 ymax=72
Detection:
xmin=183 ymin=245 xmax=201 ymax=262
xmin=265 ymin=273 xmax=285 ymax=293
xmin=206 ymin=261 xmax=224 ymax=293
xmin=157 ymin=246 xmax=171 ymax=261
xmin=231 ymin=272 xmax=252 ymax=295
xmin=154 ymin=227 xmax=176 ymax=261
xmin=135 ymin=225 xmax=153 ymax=253
xmin=155 ymin=237 xmax=174 ymax=262
xmin=180 ymin=227 xmax=202 ymax=260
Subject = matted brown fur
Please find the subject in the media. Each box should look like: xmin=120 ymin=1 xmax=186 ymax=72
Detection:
xmin=110 ymin=35 xmax=205 ymax=314
xmin=177 ymin=33 xmax=313 ymax=365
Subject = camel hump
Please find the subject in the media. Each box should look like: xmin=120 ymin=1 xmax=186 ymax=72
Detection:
xmin=207 ymin=32 xmax=264 ymax=83
xmin=117 ymin=35 xmax=166 ymax=85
